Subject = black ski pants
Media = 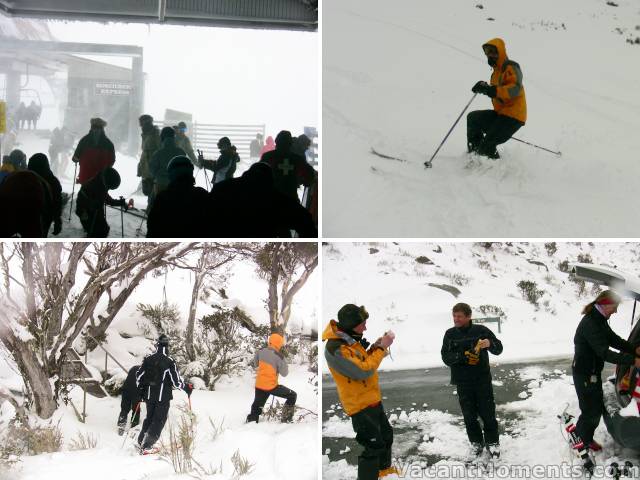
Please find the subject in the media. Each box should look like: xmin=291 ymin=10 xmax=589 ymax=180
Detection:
xmin=456 ymin=380 xmax=499 ymax=446
xmin=137 ymin=400 xmax=170 ymax=449
xmin=467 ymin=110 xmax=523 ymax=154
xmin=118 ymin=392 xmax=141 ymax=429
xmin=249 ymin=385 xmax=297 ymax=418
xmin=77 ymin=207 xmax=110 ymax=238
xmin=573 ymin=373 xmax=604 ymax=445
xmin=350 ymin=403 xmax=393 ymax=480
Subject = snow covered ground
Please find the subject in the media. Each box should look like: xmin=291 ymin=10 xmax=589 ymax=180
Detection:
xmin=323 ymin=0 xmax=640 ymax=237
xmin=323 ymin=242 xmax=640 ymax=372
xmin=2 ymin=367 xmax=317 ymax=480
xmin=323 ymin=364 xmax=640 ymax=479
xmin=0 ymin=245 xmax=318 ymax=479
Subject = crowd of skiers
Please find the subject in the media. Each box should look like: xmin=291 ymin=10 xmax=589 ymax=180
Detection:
xmin=117 ymin=332 xmax=297 ymax=455
xmin=323 ymin=293 xmax=640 ymax=479
xmin=0 ymin=113 xmax=318 ymax=238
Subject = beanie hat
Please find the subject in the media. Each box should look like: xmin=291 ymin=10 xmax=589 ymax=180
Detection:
xmin=268 ymin=333 xmax=285 ymax=350
xmin=337 ymin=304 xmax=369 ymax=331
xmin=167 ymin=155 xmax=194 ymax=182
xmin=90 ymin=117 xmax=107 ymax=128
xmin=160 ymin=126 xmax=175 ymax=141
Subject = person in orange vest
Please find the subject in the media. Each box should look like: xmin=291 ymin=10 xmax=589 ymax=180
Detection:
xmin=246 ymin=333 xmax=297 ymax=423
xmin=467 ymin=38 xmax=527 ymax=159
xmin=322 ymin=304 xmax=398 ymax=480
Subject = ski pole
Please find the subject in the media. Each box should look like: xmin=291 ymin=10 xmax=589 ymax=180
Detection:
xmin=120 ymin=202 xmax=124 ymax=238
xmin=68 ymin=161 xmax=78 ymax=221
xmin=511 ymin=137 xmax=562 ymax=156
xmin=425 ymin=93 xmax=477 ymax=168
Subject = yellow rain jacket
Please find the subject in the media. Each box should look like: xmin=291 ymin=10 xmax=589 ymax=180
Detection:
xmin=483 ymin=38 xmax=527 ymax=124
xmin=322 ymin=320 xmax=387 ymax=416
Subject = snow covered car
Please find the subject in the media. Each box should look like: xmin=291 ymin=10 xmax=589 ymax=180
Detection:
xmin=571 ymin=263 xmax=640 ymax=449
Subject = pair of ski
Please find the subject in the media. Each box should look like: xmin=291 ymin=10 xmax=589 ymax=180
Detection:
xmin=370 ymin=147 xmax=490 ymax=171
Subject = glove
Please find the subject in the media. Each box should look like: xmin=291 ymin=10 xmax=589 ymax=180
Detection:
xmin=472 ymin=80 xmax=497 ymax=98
xmin=53 ymin=218 xmax=62 ymax=236
xmin=464 ymin=350 xmax=480 ymax=366
xmin=184 ymin=383 xmax=194 ymax=397
xmin=471 ymin=81 xmax=488 ymax=93
xmin=119 ymin=197 xmax=129 ymax=211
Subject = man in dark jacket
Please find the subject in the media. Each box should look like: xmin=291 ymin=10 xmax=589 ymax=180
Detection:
xmin=118 ymin=365 xmax=142 ymax=436
xmin=200 ymin=137 xmax=240 ymax=184
xmin=135 ymin=334 xmax=193 ymax=453
xmin=149 ymin=127 xmax=185 ymax=200
xmin=260 ymin=130 xmax=316 ymax=203
xmin=207 ymin=162 xmax=317 ymax=238
xmin=72 ymin=118 xmax=115 ymax=185
xmin=441 ymin=302 xmax=503 ymax=458
xmin=76 ymin=167 xmax=127 ymax=237
xmin=572 ymin=290 xmax=640 ymax=451
xmin=27 ymin=153 xmax=63 ymax=236
xmin=146 ymin=156 xmax=209 ymax=238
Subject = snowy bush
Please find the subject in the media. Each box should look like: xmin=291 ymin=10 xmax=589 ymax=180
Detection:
xmin=136 ymin=301 xmax=182 ymax=339
xmin=104 ymin=371 xmax=126 ymax=396
xmin=231 ymin=449 xmax=255 ymax=478
xmin=516 ymin=280 xmax=545 ymax=307
xmin=1 ymin=417 xmax=63 ymax=458
xmin=544 ymin=242 xmax=557 ymax=256
xmin=68 ymin=431 xmax=98 ymax=450
xmin=476 ymin=304 xmax=506 ymax=320
xmin=557 ymin=259 xmax=570 ymax=272
xmin=183 ymin=360 xmax=206 ymax=378
xmin=189 ymin=377 xmax=206 ymax=390
xmin=477 ymin=259 xmax=492 ymax=271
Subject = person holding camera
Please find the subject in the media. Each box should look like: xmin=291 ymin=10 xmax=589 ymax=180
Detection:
xmin=322 ymin=304 xmax=397 ymax=480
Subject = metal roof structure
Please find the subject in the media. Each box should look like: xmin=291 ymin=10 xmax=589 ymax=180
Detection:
xmin=0 ymin=0 xmax=318 ymax=31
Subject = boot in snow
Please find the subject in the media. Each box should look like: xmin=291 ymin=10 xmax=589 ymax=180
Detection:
xmin=281 ymin=405 xmax=295 ymax=423
xmin=471 ymin=442 xmax=484 ymax=457
xmin=487 ymin=444 xmax=500 ymax=460
xmin=246 ymin=413 xmax=259 ymax=424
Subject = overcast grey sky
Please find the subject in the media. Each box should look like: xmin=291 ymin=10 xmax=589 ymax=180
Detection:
xmin=48 ymin=20 xmax=318 ymax=136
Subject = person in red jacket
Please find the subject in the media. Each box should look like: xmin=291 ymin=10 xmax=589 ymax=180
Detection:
xmin=72 ymin=118 xmax=116 ymax=184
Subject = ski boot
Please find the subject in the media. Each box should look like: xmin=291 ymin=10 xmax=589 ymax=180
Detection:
xmin=246 ymin=413 xmax=259 ymax=424
xmin=487 ymin=443 xmax=500 ymax=460
xmin=281 ymin=405 xmax=295 ymax=423
xmin=477 ymin=143 xmax=500 ymax=159
xmin=471 ymin=442 xmax=484 ymax=457
xmin=378 ymin=466 xmax=400 ymax=478
xmin=118 ymin=424 xmax=125 ymax=436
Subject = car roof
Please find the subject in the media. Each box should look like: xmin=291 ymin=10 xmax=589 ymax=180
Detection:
xmin=570 ymin=263 xmax=640 ymax=301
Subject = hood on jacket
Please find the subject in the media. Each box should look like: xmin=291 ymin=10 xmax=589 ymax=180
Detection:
xmin=268 ymin=333 xmax=285 ymax=350
xmin=482 ymin=37 xmax=507 ymax=69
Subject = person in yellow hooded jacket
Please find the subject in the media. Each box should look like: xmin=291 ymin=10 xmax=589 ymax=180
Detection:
xmin=467 ymin=38 xmax=527 ymax=159
xmin=323 ymin=304 xmax=397 ymax=480
xmin=246 ymin=332 xmax=297 ymax=423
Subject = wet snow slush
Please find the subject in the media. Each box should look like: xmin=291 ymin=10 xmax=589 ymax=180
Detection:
xmin=323 ymin=358 xmax=640 ymax=479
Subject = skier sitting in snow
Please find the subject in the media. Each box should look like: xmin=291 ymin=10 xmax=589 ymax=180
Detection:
xmin=572 ymin=290 xmax=640 ymax=453
xmin=75 ymin=166 xmax=127 ymax=238
xmin=118 ymin=364 xmax=142 ymax=436
xmin=441 ymin=302 xmax=503 ymax=459
xmin=135 ymin=334 xmax=193 ymax=454
xmin=322 ymin=304 xmax=398 ymax=480
xmin=246 ymin=333 xmax=297 ymax=423
xmin=467 ymin=38 xmax=526 ymax=159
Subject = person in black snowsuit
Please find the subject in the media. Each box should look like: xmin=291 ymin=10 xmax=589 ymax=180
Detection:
xmin=146 ymin=156 xmax=209 ymax=238
xmin=572 ymin=290 xmax=640 ymax=451
xmin=207 ymin=162 xmax=317 ymax=238
xmin=27 ymin=153 xmax=63 ymax=236
xmin=135 ymin=335 xmax=193 ymax=453
xmin=118 ymin=365 xmax=142 ymax=435
xmin=75 ymin=167 xmax=127 ymax=238
xmin=441 ymin=302 xmax=503 ymax=458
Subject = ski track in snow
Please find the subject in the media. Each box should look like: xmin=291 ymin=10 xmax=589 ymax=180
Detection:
xmin=324 ymin=0 xmax=640 ymax=237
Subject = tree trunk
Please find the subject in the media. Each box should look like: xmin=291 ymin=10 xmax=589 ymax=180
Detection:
xmin=279 ymin=256 xmax=318 ymax=332
xmin=267 ymin=244 xmax=282 ymax=333
xmin=185 ymin=268 xmax=205 ymax=362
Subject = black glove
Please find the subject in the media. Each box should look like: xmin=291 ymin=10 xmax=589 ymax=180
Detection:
xmin=53 ymin=218 xmax=62 ymax=236
xmin=472 ymin=80 xmax=497 ymax=98
xmin=119 ymin=197 xmax=128 ymax=211
xmin=184 ymin=383 xmax=194 ymax=397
